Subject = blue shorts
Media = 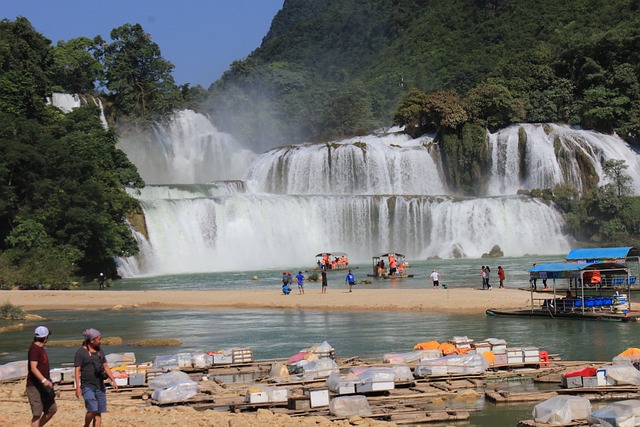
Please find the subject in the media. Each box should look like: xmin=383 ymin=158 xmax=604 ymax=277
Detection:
xmin=82 ymin=387 xmax=107 ymax=413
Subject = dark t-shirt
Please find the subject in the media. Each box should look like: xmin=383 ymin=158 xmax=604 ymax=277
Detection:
xmin=321 ymin=271 xmax=328 ymax=286
xmin=74 ymin=347 xmax=106 ymax=389
xmin=27 ymin=342 xmax=50 ymax=387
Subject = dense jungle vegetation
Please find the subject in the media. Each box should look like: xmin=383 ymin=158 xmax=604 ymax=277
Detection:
xmin=2 ymin=0 xmax=640 ymax=287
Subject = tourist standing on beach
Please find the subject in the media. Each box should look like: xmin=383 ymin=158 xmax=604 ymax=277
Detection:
xmin=321 ymin=270 xmax=328 ymax=294
xmin=295 ymin=271 xmax=305 ymax=295
xmin=485 ymin=266 xmax=492 ymax=289
xmin=74 ymin=328 xmax=118 ymax=427
xmin=530 ymin=264 xmax=537 ymax=290
xmin=430 ymin=270 xmax=440 ymax=288
xmin=481 ymin=266 xmax=487 ymax=289
xmin=497 ymin=266 xmax=506 ymax=288
xmin=27 ymin=326 xmax=57 ymax=427
xmin=345 ymin=270 xmax=355 ymax=292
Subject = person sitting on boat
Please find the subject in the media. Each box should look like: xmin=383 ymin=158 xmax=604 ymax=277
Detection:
xmin=397 ymin=263 xmax=405 ymax=276
xmin=565 ymin=290 xmax=574 ymax=299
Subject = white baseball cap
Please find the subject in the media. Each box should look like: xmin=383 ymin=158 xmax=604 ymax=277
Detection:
xmin=35 ymin=326 xmax=50 ymax=338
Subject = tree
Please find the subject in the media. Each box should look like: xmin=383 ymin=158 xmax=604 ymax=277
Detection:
xmin=51 ymin=37 xmax=103 ymax=93
xmin=466 ymin=81 xmax=525 ymax=131
xmin=603 ymin=159 xmax=632 ymax=197
xmin=95 ymin=23 xmax=181 ymax=123
xmin=0 ymin=18 xmax=53 ymax=118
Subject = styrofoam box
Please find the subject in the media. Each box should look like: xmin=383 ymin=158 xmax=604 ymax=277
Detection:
xmin=506 ymin=348 xmax=523 ymax=357
xmin=582 ymin=376 xmax=598 ymax=388
xmin=494 ymin=353 xmax=508 ymax=365
xmin=336 ymin=385 xmax=356 ymax=395
xmin=304 ymin=388 xmax=329 ymax=408
xmin=128 ymin=373 xmax=145 ymax=386
xmin=522 ymin=347 xmax=539 ymax=357
xmin=269 ymin=388 xmax=288 ymax=402
xmin=524 ymin=356 xmax=540 ymax=363
xmin=597 ymin=370 xmax=607 ymax=386
xmin=473 ymin=343 xmax=491 ymax=354
xmin=246 ymin=391 xmax=269 ymax=403
xmin=114 ymin=377 xmax=128 ymax=386
xmin=492 ymin=345 xmax=507 ymax=354
xmin=561 ymin=376 xmax=583 ymax=388
xmin=356 ymin=381 xmax=395 ymax=393
xmin=212 ymin=354 xmax=233 ymax=364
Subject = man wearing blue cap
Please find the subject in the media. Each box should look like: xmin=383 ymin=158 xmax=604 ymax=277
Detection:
xmin=74 ymin=328 xmax=118 ymax=427
xmin=27 ymin=326 xmax=57 ymax=427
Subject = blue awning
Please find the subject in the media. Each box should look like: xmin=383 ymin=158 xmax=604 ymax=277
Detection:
xmin=530 ymin=262 xmax=628 ymax=279
xmin=566 ymin=247 xmax=639 ymax=263
xmin=531 ymin=263 xmax=583 ymax=273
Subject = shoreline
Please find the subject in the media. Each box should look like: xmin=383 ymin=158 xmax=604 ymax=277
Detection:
xmin=0 ymin=288 xmax=537 ymax=313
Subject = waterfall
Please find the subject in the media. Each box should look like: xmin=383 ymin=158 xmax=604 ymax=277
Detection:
xmin=47 ymin=93 xmax=108 ymax=128
xmin=116 ymin=114 xmax=640 ymax=277
xmin=118 ymin=192 xmax=569 ymax=276
xmin=117 ymin=110 xmax=256 ymax=184
xmin=487 ymin=124 xmax=640 ymax=195
xmin=245 ymin=133 xmax=446 ymax=195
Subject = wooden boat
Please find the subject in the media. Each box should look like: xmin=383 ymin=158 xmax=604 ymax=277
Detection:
xmin=305 ymin=252 xmax=354 ymax=273
xmin=367 ymin=253 xmax=414 ymax=279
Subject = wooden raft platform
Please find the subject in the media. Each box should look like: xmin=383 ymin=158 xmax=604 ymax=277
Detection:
xmin=486 ymin=307 xmax=640 ymax=322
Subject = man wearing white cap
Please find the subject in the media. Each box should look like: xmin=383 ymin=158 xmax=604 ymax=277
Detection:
xmin=27 ymin=326 xmax=57 ymax=426
xmin=74 ymin=328 xmax=118 ymax=427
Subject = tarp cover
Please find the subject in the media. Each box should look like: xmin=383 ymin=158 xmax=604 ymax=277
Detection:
xmin=329 ymin=395 xmax=372 ymax=417
xmin=588 ymin=399 xmax=640 ymax=427
xmin=603 ymin=361 xmax=640 ymax=386
xmin=533 ymin=395 xmax=591 ymax=424
xmin=618 ymin=348 xmax=640 ymax=358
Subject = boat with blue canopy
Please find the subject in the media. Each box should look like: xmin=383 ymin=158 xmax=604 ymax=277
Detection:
xmin=487 ymin=248 xmax=640 ymax=321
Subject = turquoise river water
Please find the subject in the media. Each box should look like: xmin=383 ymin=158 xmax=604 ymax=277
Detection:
xmin=2 ymin=254 xmax=639 ymax=426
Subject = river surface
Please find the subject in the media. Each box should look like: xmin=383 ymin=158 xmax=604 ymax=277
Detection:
xmin=2 ymin=254 xmax=638 ymax=426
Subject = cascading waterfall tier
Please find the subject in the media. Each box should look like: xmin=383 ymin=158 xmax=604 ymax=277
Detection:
xmin=117 ymin=190 xmax=569 ymax=276
xmin=117 ymin=110 xmax=256 ymax=184
xmin=113 ymin=113 xmax=640 ymax=277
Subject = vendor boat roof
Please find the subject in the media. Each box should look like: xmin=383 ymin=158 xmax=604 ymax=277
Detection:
xmin=530 ymin=262 xmax=627 ymax=277
xmin=566 ymin=246 xmax=639 ymax=263
xmin=315 ymin=251 xmax=348 ymax=257
xmin=374 ymin=252 xmax=405 ymax=259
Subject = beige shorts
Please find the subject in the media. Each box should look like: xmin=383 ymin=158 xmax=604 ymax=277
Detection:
xmin=27 ymin=385 xmax=57 ymax=417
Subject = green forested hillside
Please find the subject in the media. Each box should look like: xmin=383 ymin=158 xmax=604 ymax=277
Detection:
xmin=205 ymin=0 xmax=640 ymax=149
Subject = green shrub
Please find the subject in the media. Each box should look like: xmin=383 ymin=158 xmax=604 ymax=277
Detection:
xmin=0 ymin=302 xmax=26 ymax=320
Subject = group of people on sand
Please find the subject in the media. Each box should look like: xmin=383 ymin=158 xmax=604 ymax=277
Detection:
xmin=282 ymin=269 xmax=356 ymax=294
xmin=481 ymin=265 xmax=506 ymax=290
xmin=27 ymin=326 xmax=117 ymax=427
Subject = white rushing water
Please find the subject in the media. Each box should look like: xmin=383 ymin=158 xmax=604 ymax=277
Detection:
xmin=117 ymin=110 xmax=256 ymax=184
xmin=105 ymin=111 xmax=640 ymax=277
xmin=47 ymin=93 xmax=108 ymax=128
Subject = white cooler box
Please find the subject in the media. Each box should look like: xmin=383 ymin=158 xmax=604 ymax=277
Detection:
xmin=356 ymin=381 xmax=395 ymax=393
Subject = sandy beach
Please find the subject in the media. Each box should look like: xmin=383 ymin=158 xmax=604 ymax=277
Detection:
xmin=1 ymin=287 xmax=538 ymax=313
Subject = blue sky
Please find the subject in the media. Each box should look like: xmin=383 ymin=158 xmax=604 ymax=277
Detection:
xmin=3 ymin=0 xmax=285 ymax=88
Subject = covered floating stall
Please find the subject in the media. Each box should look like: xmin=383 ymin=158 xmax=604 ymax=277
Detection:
xmin=368 ymin=252 xmax=413 ymax=279
xmin=306 ymin=252 xmax=353 ymax=272
xmin=487 ymin=260 xmax=640 ymax=321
